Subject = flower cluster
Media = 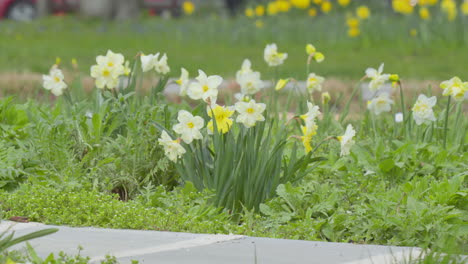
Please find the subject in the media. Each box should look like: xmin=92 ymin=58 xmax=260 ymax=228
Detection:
xmin=90 ymin=50 xmax=130 ymax=90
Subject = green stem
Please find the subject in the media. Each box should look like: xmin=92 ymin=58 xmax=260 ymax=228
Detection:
xmin=339 ymin=80 xmax=363 ymax=123
xmin=398 ymin=83 xmax=406 ymax=137
xmin=443 ymin=96 xmax=451 ymax=148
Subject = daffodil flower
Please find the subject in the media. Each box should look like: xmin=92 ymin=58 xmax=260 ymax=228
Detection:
xmin=207 ymin=104 xmax=234 ymax=134
xmin=158 ymin=131 xmax=186 ymax=162
xmin=235 ymin=99 xmax=266 ymax=128
xmin=238 ymin=71 xmax=264 ymax=95
xmin=412 ymin=94 xmax=437 ymax=125
xmin=187 ymin=70 xmax=222 ymax=103
xmin=301 ymin=123 xmax=318 ymax=153
xmin=43 ymin=67 xmax=67 ymax=96
xmin=264 ymin=43 xmax=288 ymax=67
xmin=300 ymin=101 xmax=321 ymax=128
xmin=306 ymin=73 xmax=325 ymax=92
xmin=173 ymin=110 xmax=204 ymax=144
xmin=365 ymin=63 xmax=390 ymax=91
xmin=90 ymin=50 xmax=126 ymax=89
xmin=440 ymin=77 xmax=468 ymax=101
xmin=338 ymin=124 xmax=356 ymax=156
xmin=176 ymin=68 xmax=190 ymax=96
xmin=275 ymin=78 xmax=290 ymax=91
xmin=367 ymin=93 xmax=394 ymax=115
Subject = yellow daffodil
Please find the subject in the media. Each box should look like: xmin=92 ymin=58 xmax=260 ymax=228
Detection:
xmin=207 ymin=105 xmax=234 ymax=134
xmin=356 ymin=6 xmax=370 ymax=19
xmin=276 ymin=0 xmax=291 ymax=12
xmin=346 ymin=17 xmax=360 ymax=28
xmin=291 ymin=0 xmax=311 ymax=9
xmin=308 ymin=8 xmax=317 ymax=17
xmin=410 ymin=28 xmax=418 ymax=36
xmin=306 ymin=44 xmax=316 ymax=55
xmin=389 ymin=74 xmax=400 ymax=87
xmin=321 ymin=1 xmax=332 ymax=13
xmin=462 ymin=1 xmax=468 ymax=15
xmin=245 ymin=7 xmax=255 ymax=17
xmin=183 ymin=1 xmax=195 ymax=15
xmin=267 ymin=2 xmax=279 ymax=15
xmin=392 ymin=0 xmax=414 ymax=14
xmin=313 ymin=0 xmax=323 ymax=4
xmin=348 ymin=27 xmax=360 ymax=37
xmin=419 ymin=7 xmax=430 ymax=19
xmin=255 ymin=5 xmax=265 ymax=16
xmin=301 ymin=123 xmax=317 ymax=153
xmin=313 ymin=52 xmax=325 ymax=63
xmin=338 ymin=0 xmax=351 ymax=7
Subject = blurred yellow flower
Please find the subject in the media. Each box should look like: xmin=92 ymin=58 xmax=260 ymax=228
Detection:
xmin=301 ymin=123 xmax=318 ymax=153
xmin=255 ymin=19 xmax=264 ymax=28
xmin=55 ymin=57 xmax=61 ymax=65
xmin=245 ymin=7 xmax=254 ymax=17
xmin=277 ymin=0 xmax=291 ymax=12
xmin=338 ymin=0 xmax=351 ymax=7
xmin=313 ymin=0 xmax=323 ymax=4
xmin=441 ymin=0 xmax=457 ymax=21
xmin=71 ymin=58 xmax=78 ymax=68
xmin=321 ymin=1 xmax=332 ymax=13
xmin=346 ymin=17 xmax=359 ymax=28
xmin=419 ymin=7 xmax=430 ymax=19
xmin=308 ymin=8 xmax=317 ymax=16
xmin=182 ymin=1 xmax=195 ymax=15
xmin=291 ymin=0 xmax=310 ymax=9
xmin=267 ymin=2 xmax=279 ymax=15
xmin=462 ymin=1 xmax=468 ymax=15
xmin=410 ymin=28 xmax=418 ymax=36
xmin=321 ymin=92 xmax=331 ymax=105
xmin=348 ymin=27 xmax=360 ymax=37
xmin=356 ymin=6 xmax=370 ymax=19
xmin=255 ymin=5 xmax=265 ymax=16
xmin=392 ymin=0 xmax=414 ymax=14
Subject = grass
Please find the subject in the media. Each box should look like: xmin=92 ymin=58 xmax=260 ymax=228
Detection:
xmin=0 ymin=14 xmax=467 ymax=80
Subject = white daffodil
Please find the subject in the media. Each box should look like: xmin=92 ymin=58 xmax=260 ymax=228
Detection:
xmin=158 ymin=131 xmax=186 ymax=162
xmin=173 ymin=110 xmax=204 ymax=144
xmin=338 ymin=124 xmax=356 ymax=156
xmin=187 ymin=70 xmax=222 ymax=102
xmin=176 ymin=68 xmax=190 ymax=96
xmin=43 ymin=67 xmax=67 ymax=96
xmin=238 ymin=71 xmax=264 ymax=95
xmin=365 ymin=63 xmax=390 ymax=91
xmin=300 ymin=101 xmax=321 ymax=128
xmin=236 ymin=59 xmax=253 ymax=80
xmin=367 ymin=93 xmax=394 ymax=115
xmin=141 ymin=53 xmax=160 ymax=72
xmin=306 ymin=73 xmax=325 ymax=92
xmin=91 ymin=50 xmax=126 ymax=89
xmin=90 ymin=64 xmax=121 ymax=89
xmin=96 ymin=50 xmax=125 ymax=74
xmin=235 ymin=99 xmax=266 ymax=128
xmin=412 ymin=94 xmax=437 ymax=125
xmin=440 ymin=77 xmax=468 ymax=101
xmin=395 ymin=112 xmax=404 ymax=123
xmin=155 ymin=53 xmax=170 ymax=75
xmin=264 ymin=43 xmax=288 ymax=67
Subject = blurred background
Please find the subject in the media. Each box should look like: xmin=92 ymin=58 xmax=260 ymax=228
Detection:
xmin=0 ymin=0 xmax=467 ymax=98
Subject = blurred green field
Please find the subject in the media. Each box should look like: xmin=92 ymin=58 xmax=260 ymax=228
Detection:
xmin=0 ymin=14 xmax=466 ymax=81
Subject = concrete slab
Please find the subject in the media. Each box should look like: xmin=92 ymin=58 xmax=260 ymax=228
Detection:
xmin=3 ymin=221 xmax=422 ymax=264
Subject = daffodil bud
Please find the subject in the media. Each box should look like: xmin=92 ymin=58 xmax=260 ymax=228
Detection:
xmin=389 ymin=74 xmax=400 ymax=83
xmin=275 ymin=78 xmax=290 ymax=91
xmin=313 ymin=52 xmax=325 ymax=63
xmin=321 ymin=92 xmax=331 ymax=105
xmin=306 ymin=44 xmax=316 ymax=55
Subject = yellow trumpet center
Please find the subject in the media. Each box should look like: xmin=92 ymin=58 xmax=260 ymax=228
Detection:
xmin=187 ymin=122 xmax=195 ymax=129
